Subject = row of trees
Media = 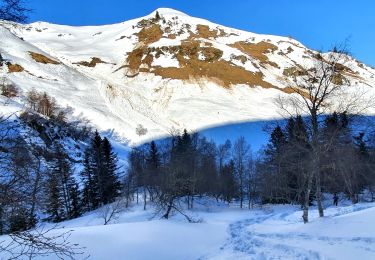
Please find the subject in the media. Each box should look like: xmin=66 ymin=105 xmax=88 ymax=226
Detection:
xmin=45 ymin=131 xmax=122 ymax=223
xmin=258 ymin=114 xmax=375 ymax=206
xmin=26 ymin=89 xmax=66 ymax=120
xmin=0 ymin=79 xmax=18 ymax=98
xmin=126 ymin=131 xmax=244 ymax=221
xmin=125 ymin=132 xmax=239 ymax=217
xmin=126 ymin=116 xmax=375 ymax=222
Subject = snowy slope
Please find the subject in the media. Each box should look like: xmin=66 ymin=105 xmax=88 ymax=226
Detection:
xmin=1 ymin=200 xmax=374 ymax=259
xmin=1 ymin=8 xmax=375 ymax=147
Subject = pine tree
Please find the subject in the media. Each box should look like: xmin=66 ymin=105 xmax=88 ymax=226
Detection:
xmin=47 ymin=143 xmax=79 ymax=221
xmin=285 ymin=116 xmax=310 ymax=204
xmin=175 ymin=130 xmax=197 ymax=205
xmin=197 ymin=138 xmax=218 ymax=196
xmin=128 ymin=148 xmax=145 ymax=205
xmin=146 ymin=141 xmax=160 ymax=172
xmin=220 ymin=160 xmax=237 ymax=203
xmin=321 ymin=112 xmax=362 ymax=202
xmin=45 ymin=169 xmax=63 ymax=222
xmin=81 ymin=149 xmax=99 ymax=211
xmin=259 ymin=125 xmax=288 ymax=204
xmin=69 ymin=183 xmax=81 ymax=219
xmin=354 ymin=132 xmax=368 ymax=157
xmin=91 ymin=130 xmax=104 ymax=206
xmin=269 ymin=125 xmax=286 ymax=155
xmin=145 ymin=141 xmax=160 ymax=201
xmin=101 ymin=137 xmax=121 ymax=204
xmin=9 ymin=207 xmax=31 ymax=233
xmin=353 ymin=132 xmax=370 ymax=199
xmin=81 ymin=132 xmax=120 ymax=209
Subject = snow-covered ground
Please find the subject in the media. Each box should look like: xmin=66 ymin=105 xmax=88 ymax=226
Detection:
xmin=1 ymin=200 xmax=374 ymax=260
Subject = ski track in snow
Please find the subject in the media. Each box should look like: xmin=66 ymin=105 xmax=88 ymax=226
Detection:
xmin=201 ymin=205 xmax=375 ymax=260
xmin=223 ymin=213 xmax=322 ymax=260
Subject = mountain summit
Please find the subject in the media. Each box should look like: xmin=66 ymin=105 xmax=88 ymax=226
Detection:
xmin=0 ymin=9 xmax=374 ymax=144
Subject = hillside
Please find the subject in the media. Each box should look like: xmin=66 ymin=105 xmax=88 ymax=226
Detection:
xmin=1 ymin=8 xmax=374 ymax=146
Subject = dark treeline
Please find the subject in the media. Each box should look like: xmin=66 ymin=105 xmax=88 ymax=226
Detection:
xmin=125 ymin=130 xmax=244 ymax=221
xmin=126 ymin=115 xmax=375 ymax=221
xmin=258 ymin=114 xmax=375 ymax=205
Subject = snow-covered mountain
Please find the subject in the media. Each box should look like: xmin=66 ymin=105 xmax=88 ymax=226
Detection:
xmin=1 ymin=8 xmax=374 ymax=145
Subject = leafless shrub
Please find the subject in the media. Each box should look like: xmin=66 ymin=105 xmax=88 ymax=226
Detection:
xmin=0 ymin=225 xmax=86 ymax=260
xmin=1 ymin=80 xmax=19 ymax=98
xmin=135 ymin=124 xmax=148 ymax=136
xmin=98 ymin=198 xmax=126 ymax=225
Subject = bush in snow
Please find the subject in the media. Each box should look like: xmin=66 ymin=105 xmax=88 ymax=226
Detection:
xmin=1 ymin=81 xmax=19 ymax=98
xmin=136 ymin=124 xmax=148 ymax=136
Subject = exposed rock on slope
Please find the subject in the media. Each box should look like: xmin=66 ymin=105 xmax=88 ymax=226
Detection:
xmin=0 ymin=8 xmax=374 ymax=144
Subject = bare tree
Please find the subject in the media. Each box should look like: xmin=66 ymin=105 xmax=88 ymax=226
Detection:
xmin=26 ymin=88 xmax=39 ymax=112
xmin=277 ymin=44 xmax=372 ymax=223
xmin=217 ymin=140 xmax=232 ymax=172
xmin=247 ymin=152 xmax=257 ymax=209
xmin=0 ymin=225 xmax=85 ymax=259
xmin=1 ymin=79 xmax=18 ymax=98
xmin=153 ymin=165 xmax=194 ymax=221
xmin=98 ymin=198 xmax=126 ymax=225
xmin=0 ymin=0 xmax=30 ymax=23
xmin=233 ymin=136 xmax=250 ymax=209
xmin=135 ymin=124 xmax=148 ymax=137
xmin=25 ymin=90 xmax=60 ymax=118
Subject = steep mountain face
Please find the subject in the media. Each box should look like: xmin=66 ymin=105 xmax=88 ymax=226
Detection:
xmin=1 ymin=8 xmax=374 ymax=145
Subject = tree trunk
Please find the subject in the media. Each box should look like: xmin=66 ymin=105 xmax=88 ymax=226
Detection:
xmin=143 ymin=187 xmax=147 ymax=210
xmin=187 ymin=196 xmax=191 ymax=210
xmin=303 ymin=172 xmax=314 ymax=223
xmin=0 ymin=205 xmax=4 ymax=235
xmin=314 ymin=154 xmax=324 ymax=217
xmin=351 ymin=194 xmax=358 ymax=204
xmin=240 ymin=174 xmax=243 ymax=209
xmin=163 ymin=200 xmax=173 ymax=219
xmin=311 ymin=111 xmax=324 ymax=218
xmin=30 ymin=159 xmax=42 ymax=219
xmin=315 ymin=174 xmax=324 ymax=217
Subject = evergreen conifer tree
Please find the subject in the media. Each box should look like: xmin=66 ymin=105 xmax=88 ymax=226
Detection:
xmin=101 ymin=137 xmax=121 ymax=204
xmin=81 ymin=149 xmax=99 ymax=211
xmin=47 ymin=143 xmax=79 ymax=221
xmin=45 ymin=169 xmax=63 ymax=222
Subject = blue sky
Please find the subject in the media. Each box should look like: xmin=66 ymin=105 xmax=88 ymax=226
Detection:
xmin=28 ymin=0 xmax=375 ymax=66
